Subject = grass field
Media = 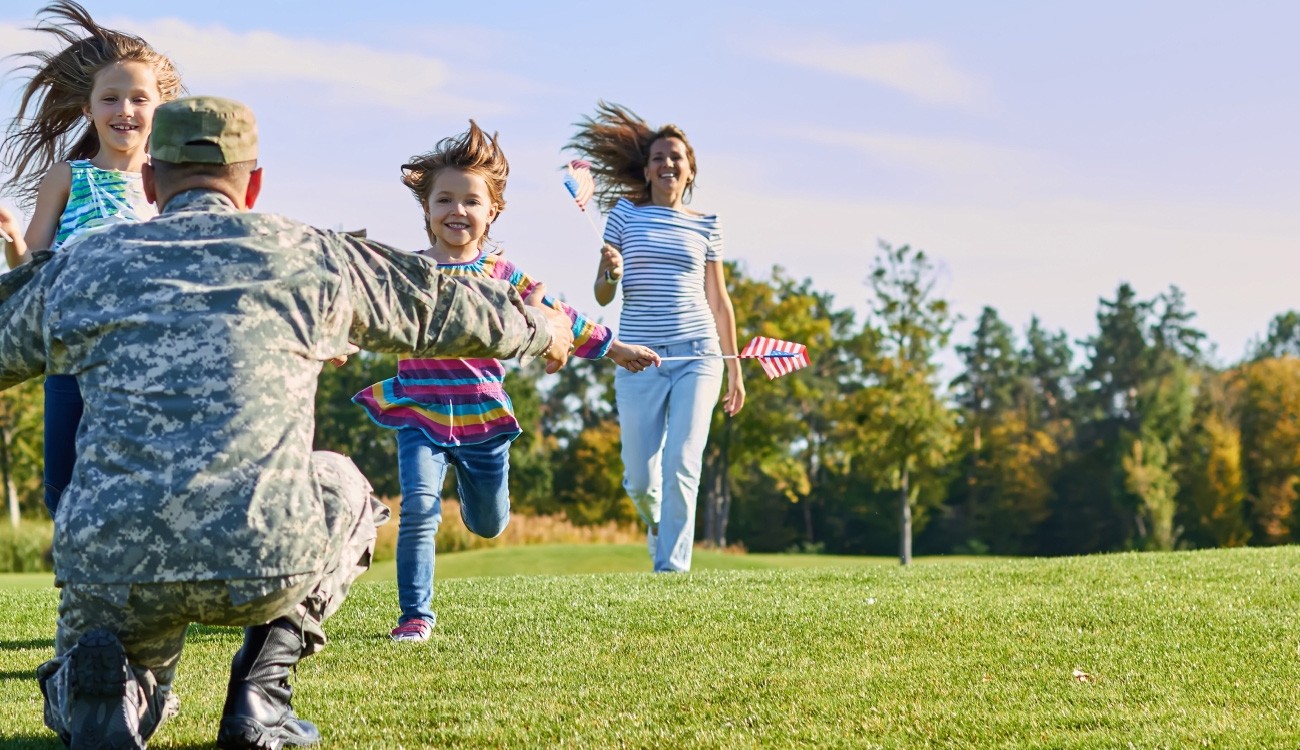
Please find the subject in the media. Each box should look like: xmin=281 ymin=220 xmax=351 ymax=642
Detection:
xmin=2 ymin=544 xmax=1299 ymax=748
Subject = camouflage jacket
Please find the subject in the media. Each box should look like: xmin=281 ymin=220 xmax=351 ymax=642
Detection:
xmin=0 ymin=190 xmax=552 ymax=585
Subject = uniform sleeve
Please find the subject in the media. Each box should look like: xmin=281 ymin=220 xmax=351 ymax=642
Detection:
xmin=329 ymin=233 xmax=552 ymax=362
xmin=0 ymin=254 xmax=54 ymax=390
xmin=509 ymin=259 xmax=613 ymax=360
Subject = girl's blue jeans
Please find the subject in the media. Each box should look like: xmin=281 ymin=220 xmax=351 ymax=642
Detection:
xmin=44 ymin=375 xmax=83 ymax=516
xmin=615 ymin=338 xmax=723 ymax=572
xmin=394 ymin=427 xmax=512 ymax=625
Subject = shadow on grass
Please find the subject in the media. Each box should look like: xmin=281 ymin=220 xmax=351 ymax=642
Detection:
xmin=0 ymin=736 xmax=215 ymax=749
xmin=0 ymin=735 xmax=63 ymax=748
xmin=0 ymin=669 xmax=38 ymax=681
xmin=0 ymin=638 xmax=53 ymax=651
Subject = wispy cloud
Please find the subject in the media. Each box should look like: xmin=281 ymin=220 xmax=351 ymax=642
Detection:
xmin=0 ymin=17 xmax=516 ymax=118
xmin=132 ymin=18 xmax=510 ymax=117
xmin=759 ymin=38 xmax=987 ymax=109
xmin=799 ymin=128 xmax=1040 ymax=180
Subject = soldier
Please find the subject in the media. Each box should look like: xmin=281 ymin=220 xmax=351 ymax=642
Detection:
xmin=0 ymin=96 xmax=575 ymax=750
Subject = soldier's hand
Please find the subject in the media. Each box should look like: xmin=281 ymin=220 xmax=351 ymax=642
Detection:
xmin=539 ymin=305 xmax=574 ymax=374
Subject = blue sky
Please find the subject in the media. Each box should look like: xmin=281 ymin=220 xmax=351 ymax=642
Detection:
xmin=2 ymin=1 xmax=1296 ymax=366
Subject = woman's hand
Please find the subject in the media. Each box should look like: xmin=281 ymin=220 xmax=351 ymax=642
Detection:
xmin=598 ymin=244 xmax=622 ymax=282
xmin=606 ymin=340 xmax=660 ymax=373
xmin=721 ymin=365 xmax=745 ymax=416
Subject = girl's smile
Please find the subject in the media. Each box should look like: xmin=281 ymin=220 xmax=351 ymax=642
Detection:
xmin=423 ymin=168 xmax=498 ymax=263
xmin=84 ymin=60 xmax=161 ymax=170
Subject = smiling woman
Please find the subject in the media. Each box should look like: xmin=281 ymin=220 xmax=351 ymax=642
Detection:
xmin=567 ymin=101 xmax=746 ymax=574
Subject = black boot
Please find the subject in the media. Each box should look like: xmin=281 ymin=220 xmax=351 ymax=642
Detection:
xmin=216 ymin=618 xmax=322 ymax=750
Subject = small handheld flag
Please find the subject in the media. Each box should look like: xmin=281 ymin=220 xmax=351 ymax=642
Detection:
xmin=563 ymin=159 xmax=603 ymax=241
xmin=658 ymin=336 xmax=810 ymax=380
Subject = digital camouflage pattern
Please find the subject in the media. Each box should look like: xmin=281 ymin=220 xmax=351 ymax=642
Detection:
xmin=0 ymin=189 xmax=552 ymax=586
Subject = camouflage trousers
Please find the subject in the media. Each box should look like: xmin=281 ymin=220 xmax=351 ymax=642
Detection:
xmin=37 ymin=451 xmax=390 ymax=743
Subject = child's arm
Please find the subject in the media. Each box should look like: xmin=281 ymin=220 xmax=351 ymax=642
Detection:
xmin=18 ymin=163 xmax=73 ymax=264
xmin=604 ymin=339 xmax=660 ymax=373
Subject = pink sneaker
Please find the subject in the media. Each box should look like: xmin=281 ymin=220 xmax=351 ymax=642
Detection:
xmin=389 ymin=619 xmax=433 ymax=643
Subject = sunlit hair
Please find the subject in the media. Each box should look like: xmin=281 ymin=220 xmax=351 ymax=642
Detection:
xmin=566 ymin=100 xmax=697 ymax=212
xmin=401 ymin=120 xmax=509 ymax=249
xmin=0 ymin=0 xmax=185 ymax=210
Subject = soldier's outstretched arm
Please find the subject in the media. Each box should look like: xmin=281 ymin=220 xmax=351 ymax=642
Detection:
xmin=332 ymin=234 xmax=555 ymax=363
xmin=0 ymin=252 xmax=53 ymax=390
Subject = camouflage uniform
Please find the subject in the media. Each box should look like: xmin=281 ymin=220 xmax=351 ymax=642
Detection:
xmin=0 ymin=187 xmax=553 ymax=742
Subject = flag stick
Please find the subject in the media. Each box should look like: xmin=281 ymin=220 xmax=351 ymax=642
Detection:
xmin=0 ymin=228 xmax=12 ymax=243
xmin=578 ymin=207 xmax=602 ymax=242
xmin=657 ymin=353 xmax=803 ymax=361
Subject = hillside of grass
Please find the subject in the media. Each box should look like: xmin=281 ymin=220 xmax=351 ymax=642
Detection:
xmin=3 ymin=545 xmax=1299 ymax=748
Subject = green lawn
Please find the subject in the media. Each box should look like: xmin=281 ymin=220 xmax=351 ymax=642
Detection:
xmin=2 ymin=544 xmax=1298 ymax=748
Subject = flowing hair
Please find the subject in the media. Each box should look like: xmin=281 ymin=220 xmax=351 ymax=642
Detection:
xmin=566 ymin=100 xmax=697 ymax=212
xmin=0 ymin=0 xmax=184 ymax=210
xmin=400 ymin=120 xmax=509 ymax=250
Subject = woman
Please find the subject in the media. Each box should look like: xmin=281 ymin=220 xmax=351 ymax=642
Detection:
xmin=569 ymin=101 xmax=745 ymax=572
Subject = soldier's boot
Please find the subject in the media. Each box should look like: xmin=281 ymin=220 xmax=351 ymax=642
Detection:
xmin=216 ymin=618 xmax=321 ymax=750
xmin=65 ymin=628 xmax=148 ymax=750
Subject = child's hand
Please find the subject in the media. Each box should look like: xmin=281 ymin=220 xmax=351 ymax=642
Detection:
xmin=607 ymin=340 xmax=660 ymax=373
xmin=0 ymin=206 xmax=20 ymax=243
xmin=0 ymin=206 xmax=26 ymax=269
xmin=598 ymin=244 xmax=622 ymax=283
xmin=524 ymin=282 xmax=548 ymax=308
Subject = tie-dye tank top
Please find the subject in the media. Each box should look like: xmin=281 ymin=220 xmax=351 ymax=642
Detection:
xmin=52 ymin=160 xmax=156 ymax=251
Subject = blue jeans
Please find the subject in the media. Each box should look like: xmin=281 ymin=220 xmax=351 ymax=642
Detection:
xmin=44 ymin=375 xmax=83 ymax=516
xmin=394 ymin=427 xmax=512 ymax=625
xmin=615 ymin=338 xmax=723 ymax=572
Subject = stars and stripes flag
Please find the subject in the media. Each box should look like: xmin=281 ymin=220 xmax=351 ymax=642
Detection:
xmin=739 ymin=336 xmax=811 ymax=379
xmin=562 ymin=159 xmax=603 ymax=240
xmin=564 ymin=159 xmax=596 ymax=212
xmin=657 ymin=336 xmax=810 ymax=380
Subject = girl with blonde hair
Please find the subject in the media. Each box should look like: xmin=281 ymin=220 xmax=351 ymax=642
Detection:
xmin=0 ymin=1 xmax=185 ymax=517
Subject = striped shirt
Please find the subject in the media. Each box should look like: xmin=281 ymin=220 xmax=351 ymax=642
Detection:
xmin=53 ymin=160 xmax=155 ymax=251
xmin=603 ymin=198 xmax=723 ymax=346
xmin=353 ymin=249 xmax=612 ymax=446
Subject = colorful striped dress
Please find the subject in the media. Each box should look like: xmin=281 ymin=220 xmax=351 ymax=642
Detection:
xmin=353 ymin=249 xmax=613 ymax=446
xmin=53 ymin=160 xmax=155 ymax=250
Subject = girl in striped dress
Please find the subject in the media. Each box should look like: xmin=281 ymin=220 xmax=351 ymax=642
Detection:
xmin=568 ymin=102 xmax=746 ymax=573
xmin=0 ymin=1 xmax=184 ymax=514
xmin=353 ymin=122 xmax=659 ymax=642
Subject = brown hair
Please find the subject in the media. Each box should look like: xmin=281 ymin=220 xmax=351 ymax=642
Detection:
xmin=0 ymin=1 xmax=185 ymax=210
xmin=401 ymin=120 xmax=509 ymax=248
xmin=566 ymin=100 xmax=697 ymax=212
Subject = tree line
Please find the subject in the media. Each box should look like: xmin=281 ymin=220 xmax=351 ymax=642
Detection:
xmin=4 ymin=241 xmax=1298 ymax=561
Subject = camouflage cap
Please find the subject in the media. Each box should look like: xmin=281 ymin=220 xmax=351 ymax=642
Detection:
xmin=150 ymin=96 xmax=258 ymax=165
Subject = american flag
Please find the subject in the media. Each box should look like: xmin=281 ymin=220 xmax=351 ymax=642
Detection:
xmin=739 ymin=336 xmax=811 ymax=380
xmin=564 ymin=159 xmax=596 ymax=212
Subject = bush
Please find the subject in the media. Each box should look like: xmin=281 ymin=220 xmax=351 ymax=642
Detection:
xmin=372 ymin=498 xmax=642 ymax=562
xmin=0 ymin=519 xmax=54 ymax=572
